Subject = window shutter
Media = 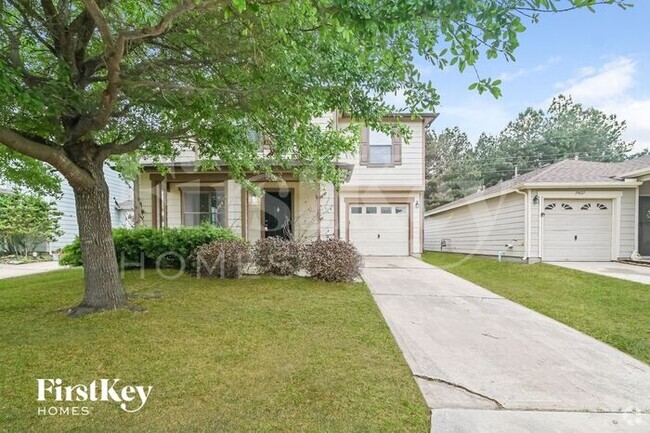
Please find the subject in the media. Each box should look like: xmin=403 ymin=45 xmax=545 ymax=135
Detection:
xmin=392 ymin=129 xmax=402 ymax=165
xmin=360 ymin=127 xmax=369 ymax=165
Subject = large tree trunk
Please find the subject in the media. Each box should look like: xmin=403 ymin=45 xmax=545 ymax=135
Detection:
xmin=68 ymin=168 xmax=129 ymax=316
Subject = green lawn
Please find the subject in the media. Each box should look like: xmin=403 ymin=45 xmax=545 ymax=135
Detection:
xmin=422 ymin=252 xmax=650 ymax=364
xmin=0 ymin=270 xmax=428 ymax=432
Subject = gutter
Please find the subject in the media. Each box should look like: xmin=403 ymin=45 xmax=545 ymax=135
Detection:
xmin=520 ymin=181 xmax=640 ymax=189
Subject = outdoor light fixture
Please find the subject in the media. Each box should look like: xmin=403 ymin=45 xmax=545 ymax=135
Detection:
xmin=532 ymin=194 xmax=539 ymax=204
xmin=249 ymin=195 xmax=260 ymax=206
xmin=415 ymin=200 xmax=419 ymax=209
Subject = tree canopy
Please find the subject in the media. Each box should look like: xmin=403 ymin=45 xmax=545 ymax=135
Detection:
xmin=425 ymin=95 xmax=635 ymax=209
xmin=0 ymin=0 xmax=631 ymax=191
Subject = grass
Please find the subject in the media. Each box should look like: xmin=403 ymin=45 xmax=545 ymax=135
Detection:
xmin=422 ymin=252 xmax=650 ymax=364
xmin=0 ymin=269 xmax=429 ymax=433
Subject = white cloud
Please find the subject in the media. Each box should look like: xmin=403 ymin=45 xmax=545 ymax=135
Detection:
xmin=551 ymin=57 xmax=650 ymax=152
xmin=498 ymin=56 xmax=561 ymax=82
xmin=383 ymin=89 xmax=407 ymax=110
xmin=436 ymin=96 xmax=512 ymax=143
xmin=554 ymin=57 xmax=636 ymax=103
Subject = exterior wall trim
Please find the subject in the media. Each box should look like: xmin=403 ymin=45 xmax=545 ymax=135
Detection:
xmin=341 ymin=185 xmax=425 ymax=193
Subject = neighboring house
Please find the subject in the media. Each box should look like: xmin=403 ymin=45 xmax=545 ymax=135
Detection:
xmin=135 ymin=112 xmax=436 ymax=256
xmin=424 ymin=156 xmax=650 ymax=262
xmin=1 ymin=165 xmax=133 ymax=253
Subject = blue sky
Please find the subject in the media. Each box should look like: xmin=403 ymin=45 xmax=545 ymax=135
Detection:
xmin=402 ymin=2 xmax=650 ymax=152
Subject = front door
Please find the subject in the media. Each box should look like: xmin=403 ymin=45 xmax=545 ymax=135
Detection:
xmin=264 ymin=190 xmax=292 ymax=239
xmin=639 ymin=197 xmax=650 ymax=256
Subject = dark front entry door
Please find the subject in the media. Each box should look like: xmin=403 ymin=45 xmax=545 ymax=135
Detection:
xmin=264 ymin=190 xmax=292 ymax=239
xmin=639 ymin=197 xmax=650 ymax=256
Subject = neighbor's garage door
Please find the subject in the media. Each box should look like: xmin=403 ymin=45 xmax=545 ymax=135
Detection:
xmin=349 ymin=204 xmax=409 ymax=256
xmin=543 ymin=199 xmax=612 ymax=261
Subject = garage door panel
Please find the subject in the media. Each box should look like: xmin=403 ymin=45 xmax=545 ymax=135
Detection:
xmin=543 ymin=199 xmax=612 ymax=262
xmin=349 ymin=204 xmax=409 ymax=256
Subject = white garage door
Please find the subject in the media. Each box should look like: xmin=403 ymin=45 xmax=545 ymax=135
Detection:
xmin=543 ymin=199 xmax=612 ymax=261
xmin=349 ymin=204 xmax=409 ymax=256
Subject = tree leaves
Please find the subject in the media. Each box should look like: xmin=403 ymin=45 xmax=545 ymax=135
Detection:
xmin=0 ymin=0 xmax=631 ymax=191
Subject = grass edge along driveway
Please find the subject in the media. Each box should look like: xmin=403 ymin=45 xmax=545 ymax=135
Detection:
xmin=0 ymin=269 xmax=429 ymax=433
xmin=422 ymin=252 xmax=649 ymax=365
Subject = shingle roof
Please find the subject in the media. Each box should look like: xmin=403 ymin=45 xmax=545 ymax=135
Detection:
xmin=428 ymin=155 xmax=650 ymax=214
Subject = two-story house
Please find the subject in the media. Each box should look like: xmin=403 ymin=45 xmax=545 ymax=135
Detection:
xmin=135 ymin=112 xmax=436 ymax=256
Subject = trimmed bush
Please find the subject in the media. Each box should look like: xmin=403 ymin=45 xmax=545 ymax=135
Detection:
xmin=192 ymin=239 xmax=251 ymax=278
xmin=59 ymin=240 xmax=83 ymax=266
xmin=254 ymin=237 xmax=304 ymax=276
xmin=305 ymin=239 xmax=363 ymax=282
xmin=59 ymin=225 xmax=238 ymax=269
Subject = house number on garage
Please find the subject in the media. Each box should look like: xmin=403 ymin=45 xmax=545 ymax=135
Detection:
xmin=575 ymin=190 xmax=586 ymax=195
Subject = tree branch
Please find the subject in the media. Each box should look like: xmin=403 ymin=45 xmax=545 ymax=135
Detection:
xmin=0 ymin=127 xmax=94 ymax=188
xmin=97 ymin=136 xmax=146 ymax=159
xmin=68 ymin=0 xmax=226 ymax=141
xmin=80 ymin=0 xmax=113 ymax=48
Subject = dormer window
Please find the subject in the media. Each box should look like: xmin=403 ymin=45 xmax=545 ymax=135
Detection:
xmin=360 ymin=126 xmax=402 ymax=166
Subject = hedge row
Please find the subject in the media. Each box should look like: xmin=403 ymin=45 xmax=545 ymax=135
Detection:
xmin=59 ymin=225 xmax=237 ymax=268
xmin=60 ymin=228 xmax=363 ymax=282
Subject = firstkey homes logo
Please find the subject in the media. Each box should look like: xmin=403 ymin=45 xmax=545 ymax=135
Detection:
xmin=37 ymin=378 xmax=153 ymax=415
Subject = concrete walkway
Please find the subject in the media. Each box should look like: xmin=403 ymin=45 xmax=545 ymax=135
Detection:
xmin=362 ymin=256 xmax=650 ymax=432
xmin=549 ymin=261 xmax=650 ymax=285
xmin=0 ymin=261 xmax=65 ymax=280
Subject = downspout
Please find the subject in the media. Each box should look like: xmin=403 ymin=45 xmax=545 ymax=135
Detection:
xmin=514 ymin=189 xmax=529 ymax=262
xmin=633 ymin=184 xmax=640 ymax=258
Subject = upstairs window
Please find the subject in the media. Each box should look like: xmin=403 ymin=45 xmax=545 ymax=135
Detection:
xmin=368 ymin=130 xmax=393 ymax=164
xmin=360 ymin=126 xmax=402 ymax=166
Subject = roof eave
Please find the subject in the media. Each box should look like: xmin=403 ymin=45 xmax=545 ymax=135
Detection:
xmin=424 ymin=180 xmax=642 ymax=217
xmin=520 ymin=181 xmax=641 ymax=189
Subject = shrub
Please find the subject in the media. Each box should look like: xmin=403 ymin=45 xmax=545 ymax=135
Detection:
xmin=192 ymin=239 xmax=251 ymax=278
xmin=0 ymin=192 xmax=63 ymax=256
xmin=254 ymin=237 xmax=304 ymax=276
xmin=59 ymin=225 xmax=238 ymax=269
xmin=59 ymin=240 xmax=83 ymax=266
xmin=305 ymin=239 xmax=363 ymax=282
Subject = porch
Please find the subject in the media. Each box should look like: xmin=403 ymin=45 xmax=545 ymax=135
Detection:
xmin=136 ymin=170 xmax=337 ymax=242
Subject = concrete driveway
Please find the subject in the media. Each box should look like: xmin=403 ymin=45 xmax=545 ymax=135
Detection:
xmin=0 ymin=261 xmax=65 ymax=280
xmin=362 ymin=256 xmax=650 ymax=432
xmin=549 ymin=261 xmax=650 ymax=285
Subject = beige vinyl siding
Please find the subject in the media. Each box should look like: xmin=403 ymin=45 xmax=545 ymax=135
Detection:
xmin=337 ymin=119 xmax=424 ymax=189
xmin=294 ymin=182 xmax=319 ymax=243
xmin=175 ymin=148 xmax=197 ymax=162
xmin=311 ymin=113 xmax=335 ymax=130
xmin=619 ymin=188 xmax=636 ymax=258
xmin=226 ymin=180 xmax=242 ymax=233
xmin=319 ymin=183 xmax=336 ymax=239
xmin=138 ymin=174 xmax=153 ymax=227
xmin=167 ymin=185 xmax=182 ymax=227
xmin=424 ymin=192 xmax=525 ymax=257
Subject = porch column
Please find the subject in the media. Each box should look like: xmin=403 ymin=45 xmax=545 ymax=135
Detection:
xmin=226 ymin=180 xmax=242 ymax=235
